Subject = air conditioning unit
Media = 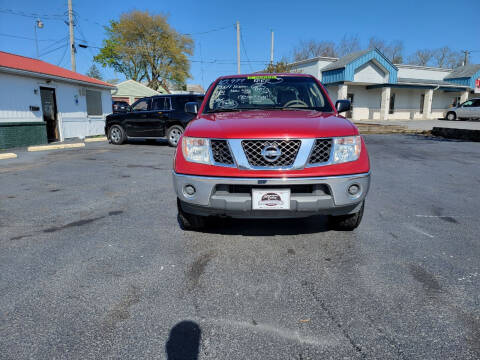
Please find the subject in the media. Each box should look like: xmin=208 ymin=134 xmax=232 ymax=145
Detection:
xmin=79 ymin=88 xmax=86 ymax=96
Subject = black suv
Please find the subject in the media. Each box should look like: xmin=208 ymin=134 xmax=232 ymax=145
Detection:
xmin=105 ymin=94 xmax=204 ymax=147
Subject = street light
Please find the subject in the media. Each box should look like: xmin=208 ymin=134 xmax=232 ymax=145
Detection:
xmin=34 ymin=19 xmax=44 ymax=58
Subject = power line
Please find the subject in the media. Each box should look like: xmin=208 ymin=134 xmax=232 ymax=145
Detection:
xmin=40 ymin=36 xmax=69 ymax=52
xmin=240 ymin=28 xmax=254 ymax=72
xmin=0 ymin=8 xmax=64 ymax=20
xmin=57 ymin=43 xmax=69 ymax=66
xmin=182 ymin=24 xmax=233 ymax=36
xmin=0 ymin=32 xmax=64 ymax=42
xmin=38 ymin=43 xmax=67 ymax=58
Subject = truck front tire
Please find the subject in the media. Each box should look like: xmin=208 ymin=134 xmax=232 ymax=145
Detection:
xmin=177 ymin=199 xmax=206 ymax=230
xmin=329 ymin=201 xmax=364 ymax=231
xmin=108 ymin=125 xmax=126 ymax=145
xmin=167 ymin=125 xmax=184 ymax=147
xmin=446 ymin=112 xmax=456 ymax=121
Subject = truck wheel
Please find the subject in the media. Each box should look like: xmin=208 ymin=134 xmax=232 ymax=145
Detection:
xmin=109 ymin=125 xmax=126 ymax=145
xmin=167 ymin=125 xmax=183 ymax=147
xmin=177 ymin=199 xmax=206 ymax=230
xmin=329 ymin=201 xmax=364 ymax=231
xmin=446 ymin=112 xmax=456 ymax=121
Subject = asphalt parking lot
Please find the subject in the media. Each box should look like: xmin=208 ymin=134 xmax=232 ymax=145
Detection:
xmin=1 ymin=135 xmax=479 ymax=359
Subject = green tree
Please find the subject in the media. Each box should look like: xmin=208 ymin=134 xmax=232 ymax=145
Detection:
xmin=94 ymin=11 xmax=193 ymax=91
xmin=86 ymin=64 xmax=103 ymax=80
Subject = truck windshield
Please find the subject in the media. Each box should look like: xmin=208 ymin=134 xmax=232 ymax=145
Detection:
xmin=204 ymin=76 xmax=333 ymax=113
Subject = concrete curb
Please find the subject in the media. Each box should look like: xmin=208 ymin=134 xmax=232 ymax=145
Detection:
xmin=84 ymin=137 xmax=107 ymax=143
xmin=0 ymin=152 xmax=18 ymax=160
xmin=27 ymin=143 xmax=85 ymax=152
xmin=431 ymin=127 xmax=480 ymax=142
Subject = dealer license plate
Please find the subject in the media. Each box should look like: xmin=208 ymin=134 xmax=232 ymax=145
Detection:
xmin=252 ymin=189 xmax=291 ymax=210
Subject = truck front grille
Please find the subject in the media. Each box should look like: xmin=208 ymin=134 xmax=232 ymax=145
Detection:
xmin=241 ymin=139 xmax=301 ymax=167
xmin=211 ymin=140 xmax=234 ymax=165
xmin=308 ymin=139 xmax=332 ymax=164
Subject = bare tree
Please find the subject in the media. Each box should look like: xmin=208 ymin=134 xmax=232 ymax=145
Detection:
xmin=433 ymin=46 xmax=463 ymax=68
xmin=408 ymin=49 xmax=434 ymax=66
xmin=336 ymin=34 xmax=361 ymax=57
xmin=292 ymin=40 xmax=336 ymax=61
xmin=368 ymin=37 xmax=404 ymax=63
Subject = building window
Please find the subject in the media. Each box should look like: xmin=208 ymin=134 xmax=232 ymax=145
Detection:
xmin=420 ymin=94 xmax=425 ymax=114
xmin=389 ymin=93 xmax=395 ymax=114
xmin=86 ymin=90 xmax=102 ymax=115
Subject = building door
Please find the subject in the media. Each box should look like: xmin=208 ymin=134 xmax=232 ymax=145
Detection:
xmin=40 ymin=87 xmax=59 ymax=142
xmin=346 ymin=93 xmax=354 ymax=118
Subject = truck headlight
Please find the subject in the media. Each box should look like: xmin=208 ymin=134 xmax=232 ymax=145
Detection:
xmin=182 ymin=137 xmax=211 ymax=164
xmin=332 ymin=136 xmax=361 ymax=163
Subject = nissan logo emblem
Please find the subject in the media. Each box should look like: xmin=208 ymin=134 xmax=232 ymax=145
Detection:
xmin=261 ymin=144 xmax=282 ymax=162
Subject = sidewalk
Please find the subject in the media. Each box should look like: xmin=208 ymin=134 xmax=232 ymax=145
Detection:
xmin=354 ymin=119 xmax=480 ymax=132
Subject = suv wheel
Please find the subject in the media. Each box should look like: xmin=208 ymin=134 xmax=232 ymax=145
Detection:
xmin=109 ymin=125 xmax=126 ymax=145
xmin=329 ymin=201 xmax=364 ymax=231
xmin=446 ymin=112 xmax=456 ymax=121
xmin=177 ymin=199 xmax=206 ymax=230
xmin=167 ymin=125 xmax=183 ymax=147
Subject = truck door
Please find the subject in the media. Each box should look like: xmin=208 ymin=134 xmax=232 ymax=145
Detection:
xmin=150 ymin=97 xmax=172 ymax=137
xmin=124 ymin=98 xmax=152 ymax=137
xmin=471 ymin=99 xmax=480 ymax=119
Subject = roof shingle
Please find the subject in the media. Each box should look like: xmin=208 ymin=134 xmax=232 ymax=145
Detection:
xmin=322 ymin=49 xmax=370 ymax=71
xmin=445 ymin=64 xmax=480 ymax=79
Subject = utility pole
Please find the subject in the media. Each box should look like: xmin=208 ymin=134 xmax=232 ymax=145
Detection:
xmin=68 ymin=0 xmax=76 ymax=72
xmin=462 ymin=50 xmax=469 ymax=66
xmin=270 ymin=30 xmax=274 ymax=65
xmin=236 ymin=21 xmax=240 ymax=74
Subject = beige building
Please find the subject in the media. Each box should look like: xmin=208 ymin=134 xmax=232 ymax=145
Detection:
xmin=289 ymin=49 xmax=478 ymax=121
xmin=111 ymin=80 xmax=167 ymax=104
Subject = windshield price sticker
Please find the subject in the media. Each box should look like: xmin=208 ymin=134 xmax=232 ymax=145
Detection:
xmin=247 ymin=75 xmax=278 ymax=80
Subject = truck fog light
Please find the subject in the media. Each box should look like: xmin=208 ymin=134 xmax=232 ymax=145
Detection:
xmin=348 ymin=184 xmax=360 ymax=196
xmin=184 ymin=185 xmax=196 ymax=196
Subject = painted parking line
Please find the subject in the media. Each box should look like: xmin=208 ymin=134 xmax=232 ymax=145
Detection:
xmin=27 ymin=143 xmax=85 ymax=152
xmin=84 ymin=137 xmax=107 ymax=143
xmin=0 ymin=153 xmax=18 ymax=160
xmin=406 ymin=224 xmax=434 ymax=238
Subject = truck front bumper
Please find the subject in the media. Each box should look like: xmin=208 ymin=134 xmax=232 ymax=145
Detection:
xmin=173 ymin=172 xmax=370 ymax=219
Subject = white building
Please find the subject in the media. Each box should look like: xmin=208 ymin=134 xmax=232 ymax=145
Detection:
xmin=0 ymin=51 xmax=115 ymax=149
xmin=289 ymin=49 xmax=479 ymax=121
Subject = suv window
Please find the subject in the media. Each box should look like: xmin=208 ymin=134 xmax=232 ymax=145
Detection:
xmin=153 ymin=97 xmax=170 ymax=111
xmin=172 ymin=96 xmax=204 ymax=111
xmin=204 ymin=76 xmax=332 ymax=113
xmin=472 ymin=99 xmax=480 ymax=107
xmin=132 ymin=99 xmax=150 ymax=111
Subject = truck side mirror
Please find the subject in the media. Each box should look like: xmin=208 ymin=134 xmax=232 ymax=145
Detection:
xmin=185 ymin=102 xmax=199 ymax=115
xmin=335 ymin=100 xmax=351 ymax=113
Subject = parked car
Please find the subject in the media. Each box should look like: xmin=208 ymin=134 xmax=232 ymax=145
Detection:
xmin=173 ymin=74 xmax=371 ymax=231
xmin=106 ymin=94 xmax=204 ymax=147
xmin=112 ymin=100 xmax=130 ymax=113
xmin=444 ymin=98 xmax=480 ymax=120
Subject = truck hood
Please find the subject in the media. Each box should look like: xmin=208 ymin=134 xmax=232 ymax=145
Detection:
xmin=184 ymin=110 xmax=358 ymax=139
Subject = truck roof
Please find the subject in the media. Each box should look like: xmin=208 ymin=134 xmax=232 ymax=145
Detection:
xmin=217 ymin=73 xmax=314 ymax=80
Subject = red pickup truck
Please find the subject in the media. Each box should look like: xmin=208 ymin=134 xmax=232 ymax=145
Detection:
xmin=173 ymin=74 xmax=370 ymax=231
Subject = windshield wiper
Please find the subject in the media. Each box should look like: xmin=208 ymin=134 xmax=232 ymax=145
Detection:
xmin=207 ymin=107 xmax=265 ymax=113
xmin=256 ymin=106 xmax=323 ymax=111
xmin=206 ymin=108 xmax=243 ymax=113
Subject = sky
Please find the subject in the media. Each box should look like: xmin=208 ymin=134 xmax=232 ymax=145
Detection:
xmin=1 ymin=0 xmax=479 ymax=89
